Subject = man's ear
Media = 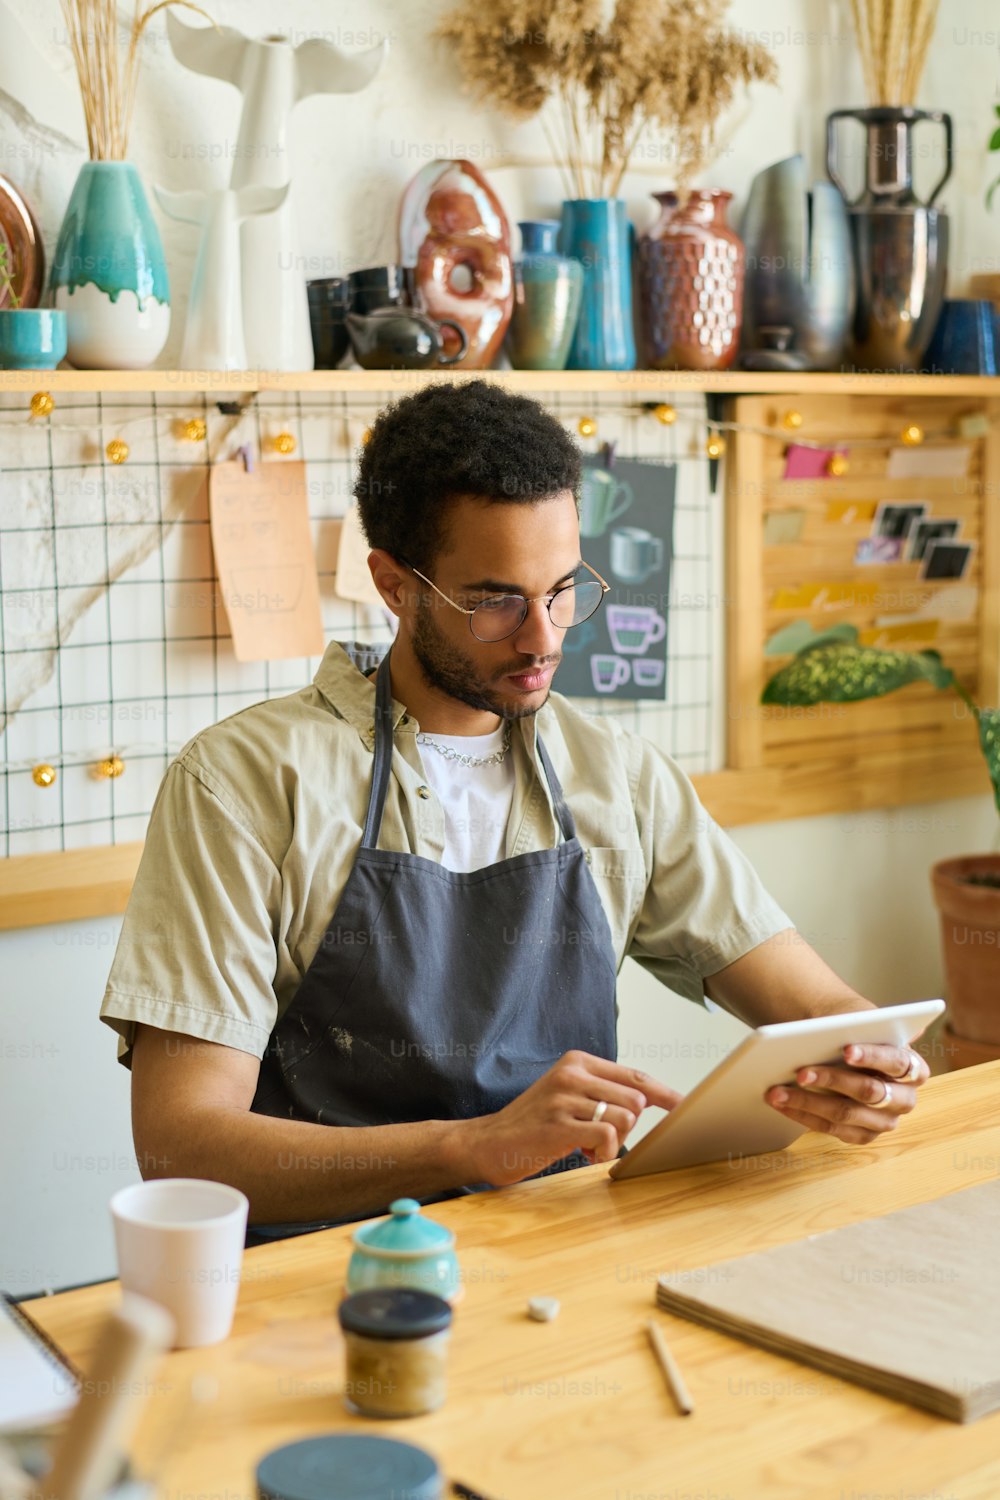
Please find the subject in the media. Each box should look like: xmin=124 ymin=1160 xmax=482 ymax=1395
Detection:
xmin=367 ymin=549 xmax=412 ymax=615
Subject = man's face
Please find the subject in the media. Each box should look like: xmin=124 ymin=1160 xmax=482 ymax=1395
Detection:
xmin=407 ymin=491 xmax=582 ymax=720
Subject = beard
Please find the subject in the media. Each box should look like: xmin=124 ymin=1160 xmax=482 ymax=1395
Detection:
xmin=410 ymin=600 xmax=559 ymax=721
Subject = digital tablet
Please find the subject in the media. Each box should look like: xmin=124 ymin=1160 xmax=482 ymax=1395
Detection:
xmin=608 ymin=998 xmax=945 ymax=1181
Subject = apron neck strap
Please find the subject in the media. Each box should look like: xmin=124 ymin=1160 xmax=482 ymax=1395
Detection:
xmin=361 ymin=644 xmax=578 ymax=849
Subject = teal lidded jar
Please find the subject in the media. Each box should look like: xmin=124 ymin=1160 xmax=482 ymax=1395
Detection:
xmin=506 ymin=219 xmax=583 ymax=371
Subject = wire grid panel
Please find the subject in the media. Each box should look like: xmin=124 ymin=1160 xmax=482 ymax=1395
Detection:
xmin=0 ymin=388 xmax=722 ymax=857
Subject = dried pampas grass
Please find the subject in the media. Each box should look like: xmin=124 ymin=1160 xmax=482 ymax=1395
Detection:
xmin=436 ymin=0 xmax=777 ymax=199
xmin=848 ymin=0 xmax=940 ymax=104
xmin=61 ymin=0 xmax=214 ymax=160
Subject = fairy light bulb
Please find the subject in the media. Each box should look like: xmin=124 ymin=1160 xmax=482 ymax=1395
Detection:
xmin=782 ymin=409 xmax=803 ymax=431
xmin=577 ymin=415 xmax=598 ymax=438
xmin=95 ymin=755 xmax=125 ymax=779
xmin=182 ymin=417 xmax=207 ymax=442
xmin=705 ymin=432 xmax=726 ymax=459
xmin=653 ymin=403 xmax=677 ymax=426
xmin=32 ymin=764 xmax=57 ymax=787
xmin=900 ymin=423 xmax=924 ymax=447
xmin=106 ymin=439 xmax=129 ymax=465
xmin=826 ymin=452 xmax=849 ymax=477
xmin=272 ymin=431 xmax=296 ymax=455
xmin=30 ymin=391 xmax=54 ymax=418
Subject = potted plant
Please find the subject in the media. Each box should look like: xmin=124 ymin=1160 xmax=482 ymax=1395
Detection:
xmin=762 ymin=625 xmax=1000 ymax=1067
xmin=436 ymin=0 xmax=775 ymax=371
xmin=0 ymin=244 xmax=67 ymax=370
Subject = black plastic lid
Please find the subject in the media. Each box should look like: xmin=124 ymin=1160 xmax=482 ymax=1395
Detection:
xmin=337 ymin=1287 xmax=453 ymax=1340
xmin=257 ymin=1434 xmax=441 ymax=1500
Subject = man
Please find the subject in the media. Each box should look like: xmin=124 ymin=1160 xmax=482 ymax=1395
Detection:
xmin=101 ymin=380 xmax=929 ymax=1237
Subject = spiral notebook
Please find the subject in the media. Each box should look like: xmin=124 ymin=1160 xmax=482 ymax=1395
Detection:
xmin=0 ymin=1293 xmax=81 ymax=1432
xmin=656 ymin=1178 xmax=1000 ymax=1423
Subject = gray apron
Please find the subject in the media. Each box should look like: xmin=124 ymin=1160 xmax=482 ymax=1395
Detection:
xmin=248 ymin=644 xmax=619 ymax=1241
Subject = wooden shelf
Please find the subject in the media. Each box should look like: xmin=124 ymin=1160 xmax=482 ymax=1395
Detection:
xmin=1 ymin=369 xmax=999 ymax=396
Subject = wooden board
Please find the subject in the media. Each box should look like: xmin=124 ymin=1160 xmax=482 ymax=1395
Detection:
xmin=657 ymin=1175 xmax=1000 ymax=1422
xmin=726 ymin=394 xmax=1000 ymax=783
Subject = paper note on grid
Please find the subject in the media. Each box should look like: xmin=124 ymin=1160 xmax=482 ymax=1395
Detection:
xmin=210 ymin=459 xmax=325 ymax=661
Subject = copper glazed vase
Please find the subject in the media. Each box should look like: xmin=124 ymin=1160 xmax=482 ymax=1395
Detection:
xmin=638 ymin=189 xmax=744 ymax=370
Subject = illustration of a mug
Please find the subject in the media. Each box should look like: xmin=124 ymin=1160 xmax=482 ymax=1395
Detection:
xmin=606 ymin=604 xmax=667 ymax=655
xmin=631 ymin=657 xmax=665 ymax=687
xmin=610 ymin=526 xmax=664 ymax=585
xmin=579 ymin=468 xmax=633 ymax=538
xmin=591 ymin=655 xmax=630 ymax=693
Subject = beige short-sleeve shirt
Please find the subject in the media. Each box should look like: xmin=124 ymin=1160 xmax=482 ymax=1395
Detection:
xmin=100 ymin=641 xmax=793 ymax=1067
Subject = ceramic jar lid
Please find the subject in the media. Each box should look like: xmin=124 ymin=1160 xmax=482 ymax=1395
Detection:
xmin=338 ymin=1287 xmax=453 ymax=1341
xmin=351 ymin=1197 xmax=455 ymax=1258
xmin=257 ymin=1433 xmax=442 ymax=1500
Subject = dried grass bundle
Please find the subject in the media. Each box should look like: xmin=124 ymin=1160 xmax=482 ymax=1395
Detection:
xmin=436 ymin=0 xmax=776 ymax=199
xmin=848 ymin=0 xmax=940 ymax=104
xmin=60 ymin=0 xmax=213 ymax=160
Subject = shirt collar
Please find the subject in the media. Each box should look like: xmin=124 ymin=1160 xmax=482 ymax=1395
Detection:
xmin=312 ymin=639 xmax=541 ymax=760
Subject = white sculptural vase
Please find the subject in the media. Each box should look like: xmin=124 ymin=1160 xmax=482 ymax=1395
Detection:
xmin=166 ymin=14 xmax=387 ymax=372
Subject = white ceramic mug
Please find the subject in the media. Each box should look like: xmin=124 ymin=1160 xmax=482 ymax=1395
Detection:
xmin=110 ymin=1178 xmax=249 ymax=1348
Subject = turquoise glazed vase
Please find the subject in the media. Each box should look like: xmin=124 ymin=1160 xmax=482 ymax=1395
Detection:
xmin=50 ymin=162 xmax=170 ymax=369
xmin=345 ymin=1198 xmax=462 ymax=1305
xmin=506 ymin=219 xmax=583 ymax=370
xmin=558 ymin=198 xmax=635 ymax=370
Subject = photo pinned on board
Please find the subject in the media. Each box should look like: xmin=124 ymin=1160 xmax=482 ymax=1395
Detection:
xmin=920 ymin=539 xmax=975 ymax=581
xmin=908 ymin=518 xmax=961 ymax=563
xmin=872 ymin=501 xmax=928 ymax=542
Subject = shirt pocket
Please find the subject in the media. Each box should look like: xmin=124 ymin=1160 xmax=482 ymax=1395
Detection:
xmin=583 ymin=846 xmax=648 ymax=955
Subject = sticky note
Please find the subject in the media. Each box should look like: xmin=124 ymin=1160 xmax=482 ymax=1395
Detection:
xmin=763 ymin=510 xmax=806 ymax=545
xmin=210 ymin=459 xmax=324 ymax=662
xmin=783 ymin=445 xmax=845 ymax=480
xmin=886 ymin=446 xmax=971 ymax=479
xmin=859 ymin=619 xmax=940 ymax=646
xmin=825 ymin=500 xmax=878 ymax=525
xmin=335 ymin=503 xmax=384 ymax=607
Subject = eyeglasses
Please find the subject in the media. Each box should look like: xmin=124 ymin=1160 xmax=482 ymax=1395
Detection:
xmin=399 ymin=557 xmax=610 ymax=643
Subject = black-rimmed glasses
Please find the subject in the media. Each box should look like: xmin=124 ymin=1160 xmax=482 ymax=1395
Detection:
xmin=399 ymin=558 xmax=610 ymax=643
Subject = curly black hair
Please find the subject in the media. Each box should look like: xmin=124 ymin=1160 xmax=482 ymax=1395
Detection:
xmin=353 ymin=379 xmax=582 ymax=571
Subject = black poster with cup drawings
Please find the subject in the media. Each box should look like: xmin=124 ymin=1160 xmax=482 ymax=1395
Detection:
xmin=557 ymin=456 xmax=676 ymax=701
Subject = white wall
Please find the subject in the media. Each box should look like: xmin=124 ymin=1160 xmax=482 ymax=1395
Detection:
xmin=2 ymin=0 xmax=999 ymax=1289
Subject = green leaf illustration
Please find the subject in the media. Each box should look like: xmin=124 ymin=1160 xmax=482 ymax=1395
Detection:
xmin=762 ymin=643 xmax=955 ymax=706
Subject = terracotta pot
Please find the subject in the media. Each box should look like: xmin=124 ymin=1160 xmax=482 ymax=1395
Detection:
xmin=930 ymin=854 xmax=1000 ymax=1056
xmin=637 ymin=189 xmax=744 ymax=371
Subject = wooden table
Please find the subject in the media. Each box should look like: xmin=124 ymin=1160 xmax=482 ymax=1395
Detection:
xmin=28 ymin=1063 xmax=1000 ymax=1500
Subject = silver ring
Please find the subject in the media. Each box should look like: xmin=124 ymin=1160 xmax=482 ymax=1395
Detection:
xmin=591 ymin=1100 xmax=608 ymax=1123
xmin=898 ymin=1050 xmax=922 ymax=1084
xmin=870 ymin=1080 xmax=894 ymax=1110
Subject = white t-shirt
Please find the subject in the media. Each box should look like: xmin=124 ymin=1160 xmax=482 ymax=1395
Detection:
xmin=416 ymin=723 xmax=516 ymax=873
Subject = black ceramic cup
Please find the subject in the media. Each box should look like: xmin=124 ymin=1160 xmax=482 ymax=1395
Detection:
xmin=307 ymin=278 xmax=351 ymax=369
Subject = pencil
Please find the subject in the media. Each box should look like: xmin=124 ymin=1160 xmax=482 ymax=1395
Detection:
xmin=646 ymin=1319 xmax=694 ymax=1415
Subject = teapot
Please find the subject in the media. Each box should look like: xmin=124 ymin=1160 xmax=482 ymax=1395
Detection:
xmin=346 ymin=305 xmax=468 ymax=370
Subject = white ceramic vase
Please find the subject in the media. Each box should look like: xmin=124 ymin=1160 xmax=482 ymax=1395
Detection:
xmin=154 ymin=183 xmax=289 ymax=370
xmin=166 ymin=13 xmax=387 ymax=371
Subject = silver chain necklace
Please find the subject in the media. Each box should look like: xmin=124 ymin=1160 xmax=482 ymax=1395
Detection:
xmin=416 ymin=721 xmax=512 ymax=768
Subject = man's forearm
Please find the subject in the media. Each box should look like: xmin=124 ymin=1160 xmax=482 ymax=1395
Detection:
xmin=142 ymin=1106 xmax=478 ymax=1224
xmin=704 ymin=928 xmax=876 ymax=1028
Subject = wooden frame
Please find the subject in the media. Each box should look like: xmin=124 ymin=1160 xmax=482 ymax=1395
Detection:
xmin=2 ymin=372 xmax=998 ymax=930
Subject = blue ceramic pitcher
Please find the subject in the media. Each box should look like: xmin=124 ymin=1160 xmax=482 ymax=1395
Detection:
xmin=558 ymin=199 xmax=635 ymax=371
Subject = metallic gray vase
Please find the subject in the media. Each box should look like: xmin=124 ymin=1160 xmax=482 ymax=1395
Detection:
xmin=827 ymin=106 xmax=952 ymax=372
xmin=740 ymin=154 xmax=854 ymax=370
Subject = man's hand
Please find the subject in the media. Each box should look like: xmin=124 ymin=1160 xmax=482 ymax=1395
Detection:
xmin=765 ymin=1042 xmax=931 ymax=1145
xmin=464 ymin=1049 xmax=683 ymax=1187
